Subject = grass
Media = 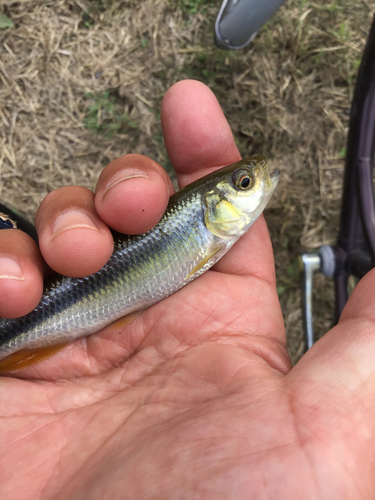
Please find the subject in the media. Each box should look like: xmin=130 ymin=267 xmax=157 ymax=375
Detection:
xmin=173 ymin=0 xmax=217 ymax=14
xmin=0 ymin=0 xmax=373 ymax=362
xmin=0 ymin=14 xmax=13 ymax=29
xmin=83 ymin=92 xmax=138 ymax=136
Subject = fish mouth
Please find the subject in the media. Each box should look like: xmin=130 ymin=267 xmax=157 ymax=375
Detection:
xmin=270 ymin=170 xmax=280 ymax=189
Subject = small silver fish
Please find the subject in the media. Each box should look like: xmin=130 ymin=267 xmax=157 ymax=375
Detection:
xmin=0 ymin=156 xmax=279 ymax=371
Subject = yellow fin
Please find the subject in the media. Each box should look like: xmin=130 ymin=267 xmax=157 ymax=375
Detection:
xmin=0 ymin=313 xmax=141 ymax=372
xmin=105 ymin=312 xmax=141 ymax=334
xmin=0 ymin=343 xmax=69 ymax=372
xmin=185 ymin=246 xmax=223 ymax=280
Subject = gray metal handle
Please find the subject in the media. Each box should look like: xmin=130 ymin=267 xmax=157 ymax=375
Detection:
xmin=215 ymin=0 xmax=287 ymax=49
xmin=301 ymin=246 xmax=336 ymax=350
xmin=301 ymin=254 xmax=321 ymax=350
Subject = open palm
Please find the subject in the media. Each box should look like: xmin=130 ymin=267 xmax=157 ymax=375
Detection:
xmin=2 ymin=80 xmax=375 ymax=500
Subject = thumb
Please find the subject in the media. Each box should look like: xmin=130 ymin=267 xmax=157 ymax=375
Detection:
xmin=291 ymin=267 xmax=375 ymax=413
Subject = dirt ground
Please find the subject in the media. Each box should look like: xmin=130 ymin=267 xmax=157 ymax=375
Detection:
xmin=0 ymin=0 xmax=374 ymax=363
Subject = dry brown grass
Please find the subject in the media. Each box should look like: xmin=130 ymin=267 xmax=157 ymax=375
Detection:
xmin=0 ymin=0 xmax=374 ymax=362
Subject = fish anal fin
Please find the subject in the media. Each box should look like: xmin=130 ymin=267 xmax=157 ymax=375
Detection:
xmin=0 ymin=343 xmax=69 ymax=372
xmin=0 ymin=313 xmax=142 ymax=372
xmin=105 ymin=312 xmax=141 ymax=334
xmin=185 ymin=246 xmax=223 ymax=280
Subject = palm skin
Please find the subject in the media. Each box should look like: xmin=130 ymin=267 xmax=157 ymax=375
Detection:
xmin=2 ymin=80 xmax=375 ymax=500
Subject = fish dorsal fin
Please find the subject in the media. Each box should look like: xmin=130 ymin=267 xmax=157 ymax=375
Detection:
xmin=185 ymin=245 xmax=223 ymax=280
xmin=0 ymin=343 xmax=69 ymax=372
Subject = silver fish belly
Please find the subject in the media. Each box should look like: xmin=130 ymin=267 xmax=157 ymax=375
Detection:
xmin=0 ymin=156 xmax=278 ymax=364
xmin=0 ymin=190 xmax=229 ymax=360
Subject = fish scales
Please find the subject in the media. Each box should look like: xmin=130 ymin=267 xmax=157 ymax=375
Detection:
xmin=0 ymin=156 xmax=280 ymax=366
xmin=0 ymin=188 xmax=218 ymax=359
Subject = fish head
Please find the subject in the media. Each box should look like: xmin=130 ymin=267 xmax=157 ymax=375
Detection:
xmin=204 ymin=155 xmax=279 ymax=238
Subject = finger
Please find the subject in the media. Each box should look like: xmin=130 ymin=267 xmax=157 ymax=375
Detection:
xmin=213 ymin=215 xmax=277 ymax=284
xmin=339 ymin=269 xmax=375 ymax=324
xmin=162 ymin=79 xmax=276 ymax=284
xmin=301 ymin=268 xmax=375 ymax=373
xmin=288 ymin=269 xmax=375 ymax=432
xmin=161 ymin=79 xmax=241 ymax=187
xmin=95 ymin=154 xmax=174 ymax=235
xmin=0 ymin=229 xmax=43 ymax=318
xmin=35 ymin=186 xmax=113 ymax=278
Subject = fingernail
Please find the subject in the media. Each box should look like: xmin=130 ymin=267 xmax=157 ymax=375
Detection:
xmin=102 ymin=169 xmax=150 ymax=197
xmin=0 ymin=256 xmax=24 ymax=280
xmin=52 ymin=210 xmax=98 ymax=239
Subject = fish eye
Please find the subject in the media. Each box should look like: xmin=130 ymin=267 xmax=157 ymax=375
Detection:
xmin=232 ymin=169 xmax=254 ymax=191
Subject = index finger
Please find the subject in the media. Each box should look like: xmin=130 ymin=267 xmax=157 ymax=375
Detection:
xmin=162 ymin=80 xmax=278 ymax=286
xmin=161 ymin=79 xmax=242 ymax=188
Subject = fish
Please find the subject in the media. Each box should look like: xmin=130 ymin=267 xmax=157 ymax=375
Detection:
xmin=0 ymin=156 xmax=279 ymax=371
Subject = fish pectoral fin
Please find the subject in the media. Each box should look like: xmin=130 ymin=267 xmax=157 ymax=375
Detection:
xmin=185 ymin=245 xmax=223 ymax=280
xmin=0 ymin=342 xmax=69 ymax=372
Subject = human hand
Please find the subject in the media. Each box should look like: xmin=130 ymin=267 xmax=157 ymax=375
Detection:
xmin=1 ymin=80 xmax=374 ymax=499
